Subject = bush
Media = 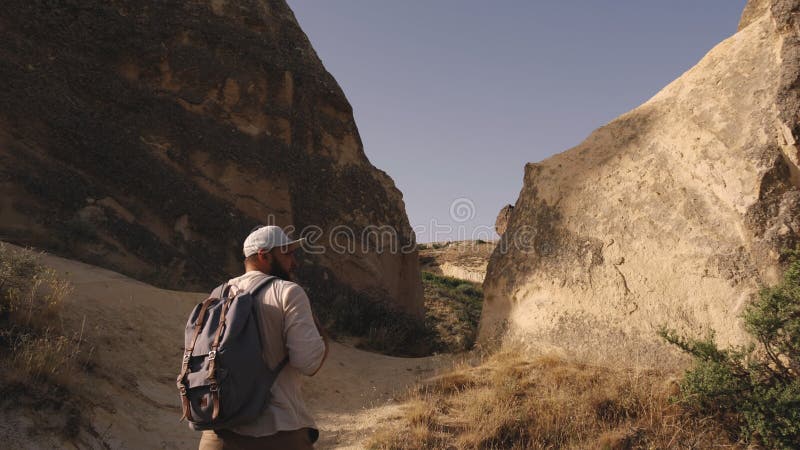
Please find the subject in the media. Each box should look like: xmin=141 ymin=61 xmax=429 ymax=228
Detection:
xmin=422 ymin=271 xmax=482 ymax=308
xmin=421 ymin=271 xmax=483 ymax=353
xmin=661 ymin=249 xmax=800 ymax=449
xmin=312 ymin=289 xmax=434 ymax=357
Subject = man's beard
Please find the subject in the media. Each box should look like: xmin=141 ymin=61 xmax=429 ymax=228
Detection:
xmin=269 ymin=263 xmax=293 ymax=282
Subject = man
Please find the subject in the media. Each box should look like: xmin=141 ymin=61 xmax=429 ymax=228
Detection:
xmin=199 ymin=225 xmax=329 ymax=450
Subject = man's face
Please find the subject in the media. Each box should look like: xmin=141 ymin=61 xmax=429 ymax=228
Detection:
xmin=268 ymin=247 xmax=298 ymax=281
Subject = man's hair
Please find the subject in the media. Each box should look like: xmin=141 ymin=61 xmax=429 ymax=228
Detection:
xmin=244 ymin=248 xmax=276 ymax=264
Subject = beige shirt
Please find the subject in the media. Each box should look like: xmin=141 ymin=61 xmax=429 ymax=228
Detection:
xmin=225 ymin=271 xmax=326 ymax=437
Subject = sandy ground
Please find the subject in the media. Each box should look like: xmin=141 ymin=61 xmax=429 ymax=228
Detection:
xmin=1 ymin=245 xmax=452 ymax=449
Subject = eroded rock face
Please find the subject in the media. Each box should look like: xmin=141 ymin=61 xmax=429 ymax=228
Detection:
xmin=480 ymin=0 xmax=800 ymax=365
xmin=0 ymin=0 xmax=423 ymax=317
xmin=495 ymin=204 xmax=514 ymax=236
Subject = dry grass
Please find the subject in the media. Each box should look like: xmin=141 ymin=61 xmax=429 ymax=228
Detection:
xmin=0 ymin=243 xmax=90 ymax=387
xmin=368 ymin=349 xmax=743 ymax=449
xmin=0 ymin=244 xmax=95 ymax=444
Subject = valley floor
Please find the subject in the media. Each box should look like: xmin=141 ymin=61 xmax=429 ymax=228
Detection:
xmin=0 ymin=245 xmax=453 ymax=449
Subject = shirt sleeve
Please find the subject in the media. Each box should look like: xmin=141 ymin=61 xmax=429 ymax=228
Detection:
xmin=282 ymin=283 xmax=326 ymax=376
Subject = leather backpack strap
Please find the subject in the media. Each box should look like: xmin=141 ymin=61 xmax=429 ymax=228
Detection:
xmin=208 ymin=301 xmax=233 ymax=420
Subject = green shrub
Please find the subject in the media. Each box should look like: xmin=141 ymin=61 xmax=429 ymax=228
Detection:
xmin=421 ymin=271 xmax=483 ymax=352
xmin=661 ymin=249 xmax=800 ymax=449
xmin=312 ymin=289 xmax=434 ymax=357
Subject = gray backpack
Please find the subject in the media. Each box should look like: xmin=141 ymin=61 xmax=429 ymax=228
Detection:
xmin=176 ymin=276 xmax=288 ymax=430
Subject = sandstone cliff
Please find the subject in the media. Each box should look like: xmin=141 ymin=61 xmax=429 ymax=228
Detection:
xmin=0 ymin=0 xmax=422 ymax=317
xmin=480 ymin=0 xmax=800 ymax=365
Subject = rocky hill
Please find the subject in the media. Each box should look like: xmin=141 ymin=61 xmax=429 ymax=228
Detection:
xmin=480 ymin=0 xmax=800 ymax=365
xmin=419 ymin=240 xmax=496 ymax=283
xmin=0 ymin=0 xmax=422 ymax=317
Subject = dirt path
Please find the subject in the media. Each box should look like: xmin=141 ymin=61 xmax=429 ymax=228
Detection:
xmin=2 ymin=246 xmax=449 ymax=449
xmin=308 ymin=343 xmax=449 ymax=449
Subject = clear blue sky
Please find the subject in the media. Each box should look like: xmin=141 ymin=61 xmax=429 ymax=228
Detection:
xmin=286 ymin=1 xmax=748 ymax=243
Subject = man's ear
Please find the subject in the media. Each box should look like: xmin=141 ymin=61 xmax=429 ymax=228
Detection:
xmin=260 ymin=251 xmax=273 ymax=264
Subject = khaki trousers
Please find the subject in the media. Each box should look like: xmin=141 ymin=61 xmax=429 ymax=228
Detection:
xmin=198 ymin=428 xmax=315 ymax=450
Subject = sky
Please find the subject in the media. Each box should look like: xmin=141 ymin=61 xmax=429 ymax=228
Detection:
xmin=286 ymin=1 xmax=748 ymax=243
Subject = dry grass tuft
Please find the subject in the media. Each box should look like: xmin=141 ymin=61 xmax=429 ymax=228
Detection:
xmin=0 ymin=244 xmax=96 ymax=444
xmin=368 ymin=349 xmax=742 ymax=449
xmin=0 ymin=243 xmax=91 ymax=392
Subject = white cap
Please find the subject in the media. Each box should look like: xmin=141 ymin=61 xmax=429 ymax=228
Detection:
xmin=243 ymin=225 xmax=305 ymax=257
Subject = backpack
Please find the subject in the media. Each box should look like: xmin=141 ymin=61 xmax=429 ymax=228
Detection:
xmin=176 ymin=276 xmax=288 ymax=430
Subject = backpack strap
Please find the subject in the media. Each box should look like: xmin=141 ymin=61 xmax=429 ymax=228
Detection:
xmin=248 ymin=275 xmax=277 ymax=296
xmin=207 ymin=294 xmax=234 ymax=421
xmin=262 ymin=355 xmax=290 ymax=395
xmin=247 ymin=276 xmax=290 ymax=378
xmin=273 ymin=356 xmax=290 ymax=374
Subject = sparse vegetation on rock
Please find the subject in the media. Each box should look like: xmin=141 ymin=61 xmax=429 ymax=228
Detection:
xmin=422 ymin=271 xmax=483 ymax=353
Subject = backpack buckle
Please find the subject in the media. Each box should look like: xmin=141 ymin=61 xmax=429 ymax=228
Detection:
xmin=177 ymin=384 xmax=187 ymax=396
xmin=209 ymin=383 xmax=219 ymax=393
xmin=208 ymin=350 xmax=217 ymax=360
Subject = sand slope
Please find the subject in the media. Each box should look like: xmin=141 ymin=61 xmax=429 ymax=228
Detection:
xmin=1 ymin=245 xmax=448 ymax=449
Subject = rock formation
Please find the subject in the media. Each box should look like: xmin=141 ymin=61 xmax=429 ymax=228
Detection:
xmin=0 ymin=0 xmax=423 ymax=317
xmin=419 ymin=240 xmax=495 ymax=283
xmin=480 ymin=0 xmax=800 ymax=365
xmin=495 ymin=204 xmax=514 ymax=236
